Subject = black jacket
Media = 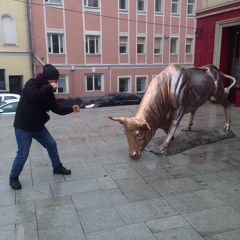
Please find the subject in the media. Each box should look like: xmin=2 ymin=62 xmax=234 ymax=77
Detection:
xmin=14 ymin=74 xmax=73 ymax=131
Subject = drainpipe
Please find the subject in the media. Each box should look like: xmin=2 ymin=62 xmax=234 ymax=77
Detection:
xmin=26 ymin=0 xmax=37 ymax=77
xmin=109 ymin=66 xmax=112 ymax=93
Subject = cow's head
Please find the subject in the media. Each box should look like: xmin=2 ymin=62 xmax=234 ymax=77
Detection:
xmin=109 ymin=116 xmax=155 ymax=159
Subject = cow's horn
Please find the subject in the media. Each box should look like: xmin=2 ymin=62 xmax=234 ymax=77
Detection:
xmin=109 ymin=116 xmax=126 ymax=125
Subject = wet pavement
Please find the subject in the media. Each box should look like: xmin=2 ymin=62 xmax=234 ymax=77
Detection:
xmin=0 ymin=102 xmax=240 ymax=240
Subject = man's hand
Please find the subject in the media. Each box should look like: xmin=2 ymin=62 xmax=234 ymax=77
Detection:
xmin=50 ymin=82 xmax=57 ymax=90
xmin=72 ymin=105 xmax=80 ymax=112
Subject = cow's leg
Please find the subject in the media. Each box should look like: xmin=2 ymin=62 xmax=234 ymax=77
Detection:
xmin=182 ymin=110 xmax=196 ymax=131
xmin=214 ymin=95 xmax=231 ymax=131
xmin=157 ymin=108 xmax=185 ymax=153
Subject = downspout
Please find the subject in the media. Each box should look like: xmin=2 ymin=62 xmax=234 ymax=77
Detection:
xmin=27 ymin=0 xmax=37 ymax=77
xmin=109 ymin=66 xmax=112 ymax=93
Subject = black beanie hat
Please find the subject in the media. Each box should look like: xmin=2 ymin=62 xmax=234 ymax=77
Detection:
xmin=42 ymin=64 xmax=59 ymax=80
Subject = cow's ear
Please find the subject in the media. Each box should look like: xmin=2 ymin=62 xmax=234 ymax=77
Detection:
xmin=109 ymin=116 xmax=127 ymax=125
xmin=140 ymin=122 xmax=151 ymax=130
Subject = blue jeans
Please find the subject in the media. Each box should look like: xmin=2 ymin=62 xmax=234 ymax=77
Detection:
xmin=10 ymin=127 xmax=61 ymax=178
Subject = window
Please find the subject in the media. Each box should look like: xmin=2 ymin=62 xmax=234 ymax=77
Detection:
xmin=155 ymin=0 xmax=162 ymax=12
xmin=187 ymin=0 xmax=195 ymax=15
xmin=1 ymin=15 xmax=17 ymax=45
xmin=55 ymin=76 xmax=68 ymax=93
xmin=45 ymin=0 xmax=62 ymax=4
xmin=119 ymin=36 xmax=128 ymax=54
xmin=171 ymin=0 xmax=179 ymax=14
xmin=119 ymin=77 xmax=130 ymax=92
xmin=136 ymin=77 xmax=147 ymax=92
xmin=185 ymin=38 xmax=193 ymax=54
xmin=119 ymin=0 xmax=127 ymax=10
xmin=86 ymin=74 xmax=103 ymax=91
xmin=47 ymin=34 xmax=64 ymax=54
xmin=170 ymin=38 xmax=178 ymax=54
xmin=85 ymin=35 xmax=100 ymax=54
xmin=0 ymin=70 xmax=6 ymax=91
xmin=137 ymin=37 xmax=145 ymax=54
xmin=154 ymin=37 xmax=162 ymax=54
xmin=84 ymin=0 xmax=99 ymax=8
xmin=137 ymin=0 xmax=145 ymax=11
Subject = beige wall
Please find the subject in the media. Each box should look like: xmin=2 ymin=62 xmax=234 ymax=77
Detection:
xmin=0 ymin=1 xmax=31 ymax=92
xmin=201 ymin=0 xmax=239 ymax=9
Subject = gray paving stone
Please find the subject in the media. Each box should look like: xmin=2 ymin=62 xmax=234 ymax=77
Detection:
xmin=182 ymin=206 xmax=240 ymax=237
xmin=115 ymin=200 xmax=161 ymax=224
xmin=72 ymin=189 xmax=129 ymax=212
xmin=154 ymin=226 xmax=205 ymax=240
xmin=36 ymin=203 xmax=79 ymax=230
xmin=38 ymin=223 xmax=86 ymax=240
xmin=0 ymin=224 xmax=14 ymax=240
xmin=149 ymin=177 xmax=205 ymax=196
xmin=96 ymin=175 xmax=118 ymax=189
xmin=164 ymin=190 xmax=226 ymax=213
xmin=0 ymin=189 xmax=15 ymax=207
xmin=78 ymin=207 xmax=124 ymax=233
xmin=164 ymin=153 xmax=195 ymax=166
xmin=217 ymin=170 xmax=240 ymax=185
xmin=205 ymin=229 xmax=240 ymax=240
xmin=1 ymin=104 xmax=240 ymax=240
xmin=50 ymin=178 xmax=102 ymax=197
xmin=115 ymin=177 xmax=161 ymax=202
xmin=85 ymin=223 xmax=156 ymax=240
xmin=103 ymin=163 xmax=141 ymax=180
xmin=0 ymin=202 xmax=35 ymax=226
xmin=63 ymin=165 xmax=108 ymax=181
xmin=16 ymin=185 xmax=52 ymax=204
xmin=146 ymin=215 xmax=189 ymax=233
xmin=148 ymin=198 xmax=178 ymax=217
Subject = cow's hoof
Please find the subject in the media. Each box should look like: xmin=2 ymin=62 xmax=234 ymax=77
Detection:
xmin=223 ymin=124 xmax=230 ymax=131
xmin=157 ymin=144 xmax=168 ymax=154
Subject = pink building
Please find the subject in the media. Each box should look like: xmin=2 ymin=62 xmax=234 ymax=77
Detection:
xmin=29 ymin=0 xmax=199 ymax=100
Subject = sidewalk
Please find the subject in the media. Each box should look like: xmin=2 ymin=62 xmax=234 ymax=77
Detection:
xmin=0 ymin=102 xmax=240 ymax=240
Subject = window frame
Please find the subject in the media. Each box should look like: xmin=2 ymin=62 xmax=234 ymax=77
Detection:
xmin=119 ymin=0 xmax=128 ymax=11
xmin=45 ymin=0 xmax=62 ymax=5
xmin=119 ymin=36 xmax=128 ymax=54
xmin=171 ymin=0 xmax=179 ymax=15
xmin=85 ymin=74 xmax=103 ymax=92
xmin=118 ymin=76 xmax=131 ymax=93
xmin=137 ymin=36 xmax=145 ymax=55
xmin=55 ymin=75 xmax=69 ymax=94
xmin=47 ymin=33 xmax=64 ymax=54
xmin=187 ymin=0 xmax=195 ymax=16
xmin=155 ymin=0 xmax=162 ymax=13
xmin=0 ymin=14 xmax=18 ymax=46
xmin=135 ymin=76 xmax=147 ymax=93
xmin=154 ymin=37 xmax=162 ymax=54
xmin=85 ymin=35 xmax=100 ymax=55
xmin=137 ymin=0 xmax=146 ymax=12
xmin=185 ymin=38 xmax=193 ymax=55
xmin=84 ymin=0 xmax=100 ymax=8
xmin=170 ymin=37 xmax=178 ymax=54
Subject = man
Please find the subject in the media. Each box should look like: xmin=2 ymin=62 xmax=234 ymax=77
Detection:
xmin=9 ymin=64 xmax=80 ymax=190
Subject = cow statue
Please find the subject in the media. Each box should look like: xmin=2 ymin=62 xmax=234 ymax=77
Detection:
xmin=109 ymin=64 xmax=236 ymax=159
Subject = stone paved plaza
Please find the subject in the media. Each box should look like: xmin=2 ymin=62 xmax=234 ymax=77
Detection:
xmin=0 ymin=102 xmax=240 ymax=240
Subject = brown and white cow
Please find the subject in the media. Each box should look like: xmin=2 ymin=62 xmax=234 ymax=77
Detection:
xmin=109 ymin=64 xmax=236 ymax=159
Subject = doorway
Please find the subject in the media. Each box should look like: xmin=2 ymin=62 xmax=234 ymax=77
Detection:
xmin=9 ymin=76 xmax=22 ymax=94
xmin=230 ymin=29 xmax=240 ymax=87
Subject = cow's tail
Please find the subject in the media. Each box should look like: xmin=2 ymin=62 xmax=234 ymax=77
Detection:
xmin=220 ymin=72 xmax=236 ymax=96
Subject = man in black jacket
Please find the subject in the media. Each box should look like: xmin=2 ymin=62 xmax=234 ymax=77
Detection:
xmin=9 ymin=64 xmax=80 ymax=190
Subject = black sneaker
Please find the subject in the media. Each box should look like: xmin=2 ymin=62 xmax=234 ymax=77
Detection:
xmin=9 ymin=177 xmax=22 ymax=190
xmin=53 ymin=164 xmax=71 ymax=175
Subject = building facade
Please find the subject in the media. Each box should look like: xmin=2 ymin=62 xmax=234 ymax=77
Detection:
xmin=194 ymin=0 xmax=240 ymax=103
xmin=29 ymin=0 xmax=199 ymax=100
xmin=0 ymin=1 xmax=31 ymax=94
